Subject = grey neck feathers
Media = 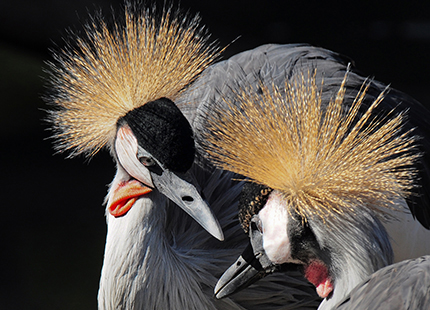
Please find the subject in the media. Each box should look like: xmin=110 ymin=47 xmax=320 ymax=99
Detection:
xmin=97 ymin=167 xmax=254 ymax=310
xmin=98 ymin=192 xmax=217 ymax=310
xmin=311 ymin=209 xmax=393 ymax=310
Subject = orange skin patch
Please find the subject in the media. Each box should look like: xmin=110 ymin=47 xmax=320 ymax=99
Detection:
xmin=108 ymin=180 xmax=153 ymax=217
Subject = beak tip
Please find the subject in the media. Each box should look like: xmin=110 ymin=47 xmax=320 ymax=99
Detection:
xmin=216 ymin=231 xmax=225 ymax=242
xmin=214 ymin=291 xmax=225 ymax=300
xmin=208 ymin=228 xmax=224 ymax=241
xmin=214 ymin=282 xmax=227 ymax=299
xmin=201 ymin=215 xmax=224 ymax=241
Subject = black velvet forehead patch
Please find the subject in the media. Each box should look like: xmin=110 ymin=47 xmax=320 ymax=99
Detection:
xmin=238 ymin=182 xmax=273 ymax=234
xmin=119 ymin=98 xmax=195 ymax=173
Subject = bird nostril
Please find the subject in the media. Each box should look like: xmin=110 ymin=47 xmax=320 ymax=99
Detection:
xmin=236 ymin=261 xmax=241 ymax=267
xmin=182 ymin=196 xmax=194 ymax=203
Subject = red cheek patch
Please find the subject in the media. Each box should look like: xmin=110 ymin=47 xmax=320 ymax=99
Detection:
xmin=304 ymin=260 xmax=334 ymax=298
xmin=108 ymin=180 xmax=152 ymax=217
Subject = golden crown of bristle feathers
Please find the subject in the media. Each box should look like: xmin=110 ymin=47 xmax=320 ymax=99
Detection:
xmin=45 ymin=4 xmax=220 ymax=157
xmin=203 ymin=71 xmax=419 ymax=221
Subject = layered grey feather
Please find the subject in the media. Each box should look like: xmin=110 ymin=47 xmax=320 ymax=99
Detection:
xmin=334 ymin=255 xmax=430 ymax=310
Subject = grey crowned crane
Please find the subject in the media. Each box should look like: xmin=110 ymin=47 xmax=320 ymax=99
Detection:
xmin=45 ymin=3 xmax=319 ymax=310
xmin=197 ymin=46 xmax=430 ymax=309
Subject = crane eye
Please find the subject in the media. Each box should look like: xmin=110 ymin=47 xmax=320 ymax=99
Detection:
xmin=139 ymin=156 xmax=155 ymax=167
xmin=250 ymin=216 xmax=263 ymax=233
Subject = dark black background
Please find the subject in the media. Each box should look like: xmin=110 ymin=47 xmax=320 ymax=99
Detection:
xmin=1 ymin=0 xmax=429 ymax=309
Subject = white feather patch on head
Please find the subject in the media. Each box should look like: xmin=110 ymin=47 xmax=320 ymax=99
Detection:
xmin=259 ymin=191 xmax=293 ymax=264
xmin=115 ymin=125 xmax=154 ymax=188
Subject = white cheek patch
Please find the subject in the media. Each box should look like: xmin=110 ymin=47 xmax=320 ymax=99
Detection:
xmin=259 ymin=192 xmax=292 ymax=264
xmin=116 ymin=126 xmax=154 ymax=188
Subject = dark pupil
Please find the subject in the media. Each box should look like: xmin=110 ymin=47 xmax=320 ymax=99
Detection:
xmin=251 ymin=221 xmax=261 ymax=232
xmin=140 ymin=157 xmax=153 ymax=166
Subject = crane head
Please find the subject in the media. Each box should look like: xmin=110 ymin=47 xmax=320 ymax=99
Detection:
xmin=45 ymin=3 xmax=224 ymax=240
xmin=109 ymin=97 xmax=224 ymax=240
xmin=215 ymin=187 xmax=333 ymax=299
xmin=202 ymin=70 xmax=420 ymax=297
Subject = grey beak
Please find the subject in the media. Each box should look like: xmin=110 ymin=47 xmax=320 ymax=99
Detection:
xmin=215 ymin=242 xmax=269 ymax=298
xmin=150 ymin=168 xmax=224 ymax=241
xmin=214 ymin=218 xmax=276 ymax=298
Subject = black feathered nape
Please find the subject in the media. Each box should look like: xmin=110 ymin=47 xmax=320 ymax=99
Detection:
xmin=238 ymin=182 xmax=273 ymax=233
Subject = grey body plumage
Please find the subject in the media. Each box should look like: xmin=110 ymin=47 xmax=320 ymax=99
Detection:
xmin=334 ymin=255 xmax=430 ymax=310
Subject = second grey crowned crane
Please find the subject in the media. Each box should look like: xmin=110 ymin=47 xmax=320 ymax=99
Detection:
xmin=195 ymin=45 xmax=430 ymax=309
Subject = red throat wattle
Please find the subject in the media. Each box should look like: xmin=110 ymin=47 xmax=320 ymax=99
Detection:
xmin=108 ymin=180 xmax=153 ymax=217
xmin=304 ymin=260 xmax=334 ymax=298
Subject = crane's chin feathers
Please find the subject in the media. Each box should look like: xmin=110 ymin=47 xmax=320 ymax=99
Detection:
xmin=202 ymin=70 xmax=420 ymax=225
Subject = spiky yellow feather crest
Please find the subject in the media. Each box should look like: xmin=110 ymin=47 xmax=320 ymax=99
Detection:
xmin=46 ymin=4 xmax=220 ymax=157
xmin=203 ymin=71 xmax=419 ymax=221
